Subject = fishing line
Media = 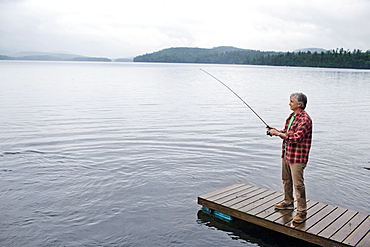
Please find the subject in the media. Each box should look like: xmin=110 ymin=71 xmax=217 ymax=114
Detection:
xmin=200 ymin=68 xmax=272 ymax=136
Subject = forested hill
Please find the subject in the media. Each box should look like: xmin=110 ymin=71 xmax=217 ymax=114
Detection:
xmin=134 ymin=47 xmax=370 ymax=69
xmin=134 ymin=46 xmax=278 ymax=64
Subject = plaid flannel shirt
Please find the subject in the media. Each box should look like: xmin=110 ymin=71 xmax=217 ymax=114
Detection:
xmin=281 ymin=110 xmax=312 ymax=163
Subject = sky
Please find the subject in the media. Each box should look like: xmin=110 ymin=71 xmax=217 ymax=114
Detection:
xmin=1 ymin=0 xmax=369 ymax=58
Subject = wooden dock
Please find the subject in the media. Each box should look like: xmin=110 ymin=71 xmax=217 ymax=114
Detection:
xmin=198 ymin=184 xmax=369 ymax=247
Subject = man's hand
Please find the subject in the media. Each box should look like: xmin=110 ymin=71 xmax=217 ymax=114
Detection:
xmin=267 ymin=127 xmax=287 ymax=139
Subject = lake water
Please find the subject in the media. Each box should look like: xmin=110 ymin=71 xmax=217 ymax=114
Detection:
xmin=0 ymin=61 xmax=369 ymax=246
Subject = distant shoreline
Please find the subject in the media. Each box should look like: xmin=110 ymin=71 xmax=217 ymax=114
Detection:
xmin=2 ymin=46 xmax=369 ymax=69
xmin=0 ymin=55 xmax=113 ymax=62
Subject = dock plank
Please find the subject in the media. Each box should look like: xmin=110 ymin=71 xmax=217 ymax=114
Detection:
xmin=253 ymin=197 xmax=293 ymax=219
xmin=213 ymin=185 xmax=259 ymax=205
xmin=203 ymin=184 xmax=251 ymax=201
xmin=307 ymin=207 xmax=348 ymax=235
xmin=330 ymin=212 xmax=368 ymax=243
xmin=293 ymin=204 xmax=337 ymax=231
xmin=215 ymin=186 xmax=264 ymax=206
xmin=318 ymin=209 xmax=358 ymax=239
xmin=247 ymin=194 xmax=284 ymax=216
xmin=266 ymin=200 xmax=318 ymax=223
xmin=198 ymin=184 xmax=369 ymax=247
xmin=223 ymin=188 xmax=268 ymax=208
xmin=236 ymin=191 xmax=281 ymax=212
xmin=343 ymin=216 xmax=370 ymax=246
xmin=276 ymin=201 xmax=326 ymax=226
xmin=356 ymin=231 xmax=370 ymax=247
xmin=199 ymin=184 xmax=245 ymax=200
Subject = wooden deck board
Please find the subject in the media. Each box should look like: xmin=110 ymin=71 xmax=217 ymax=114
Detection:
xmin=265 ymin=200 xmax=318 ymax=223
xmin=247 ymin=194 xmax=284 ymax=216
xmin=343 ymin=216 xmax=370 ymax=246
xmin=238 ymin=192 xmax=282 ymax=213
xmin=202 ymin=184 xmax=249 ymax=201
xmin=293 ymin=204 xmax=337 ymax=231
xmin=356 ymin=231 xmax=370 ymax=247
xmin=307 ymin=207 xmax=348 ymax=235
xmin=213 ymin=185 xmax=258 ymax=205
xmin=330 ymin=212 xmax=369 ymax=243
xmin=214 ymin=184 xmax=255 ymax=199
xmin=318 ymin=209 xmax=359 ymax=239
xmin=232 ymin=189 xmax=273 ymax=209
xmin=223 ymin=188 xmax=268 ymax=208
xmin=198 ymin=183 xmax=369 ymax=247
xmin=286 ymin=201 xmax=327 ymax=227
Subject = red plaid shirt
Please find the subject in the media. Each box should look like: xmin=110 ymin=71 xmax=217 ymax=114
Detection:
xmin=281 ymin=110 xmax=312 ymax=163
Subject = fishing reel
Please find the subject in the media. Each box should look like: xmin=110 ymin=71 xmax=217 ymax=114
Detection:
xmin=266 ymin=127 xmax=272 ymax=137
xmin=266 ymin=130 xmax=272 ymax=137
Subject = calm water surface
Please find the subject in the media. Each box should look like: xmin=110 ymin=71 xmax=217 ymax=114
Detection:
xmin=0 ymin=61 xmax=369 ymax=246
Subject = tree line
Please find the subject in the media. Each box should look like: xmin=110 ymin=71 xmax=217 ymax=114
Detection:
xmin=134 ymin=47 xmax=370 ymax=69
xmin=250 ymin=48 xmax=370 ymax=69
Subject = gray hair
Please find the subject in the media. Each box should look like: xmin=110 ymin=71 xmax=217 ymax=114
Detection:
xmin=290 ymin=92 xmax=308 ymax=109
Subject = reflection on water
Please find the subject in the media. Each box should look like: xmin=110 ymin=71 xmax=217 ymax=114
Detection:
xmin=197 ymin=211 xmax=319 ymax=247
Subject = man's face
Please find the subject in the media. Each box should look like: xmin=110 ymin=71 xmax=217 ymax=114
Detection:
xmin=289 ymin=96 xmax=301 ymax=111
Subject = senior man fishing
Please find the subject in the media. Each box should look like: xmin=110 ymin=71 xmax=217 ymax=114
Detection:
xmin=268 ymin=92 xmax=312 ymax=223
xmin=200 ymin=69 xmax=312 ymax=223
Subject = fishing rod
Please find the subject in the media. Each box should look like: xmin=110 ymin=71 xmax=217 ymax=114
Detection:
xmin=200 ymin=68 xmax=272 ymax=136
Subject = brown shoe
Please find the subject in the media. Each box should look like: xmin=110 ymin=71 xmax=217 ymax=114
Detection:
xmin=293 ymin=213 xmax=306 ymax=223
xmin=274 ymin=202 xmax=294 ymax=210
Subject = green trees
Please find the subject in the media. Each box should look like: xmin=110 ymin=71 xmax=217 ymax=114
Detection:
xmin=134 ymin=47 xmax=278 ymax=64
xmin=134 ymin=47 xmax=370 ymax=69
xmin=258 ymin=49 xmax=370 ymax=69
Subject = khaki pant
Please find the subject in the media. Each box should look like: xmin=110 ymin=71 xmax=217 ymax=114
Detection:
xmin=282 ymin=155 xmax=307 ymax=214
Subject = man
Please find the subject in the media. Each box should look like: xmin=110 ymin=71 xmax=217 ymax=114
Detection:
xmin=268 ymin=92 xmax=312 ymax=223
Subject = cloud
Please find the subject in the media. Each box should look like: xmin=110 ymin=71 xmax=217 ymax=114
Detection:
xmin=1 ymin=0 xmax=369 ymax=57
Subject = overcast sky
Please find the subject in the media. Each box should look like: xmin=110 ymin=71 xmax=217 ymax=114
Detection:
xmin=1 ymin=0 xmax=369 ymax=58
